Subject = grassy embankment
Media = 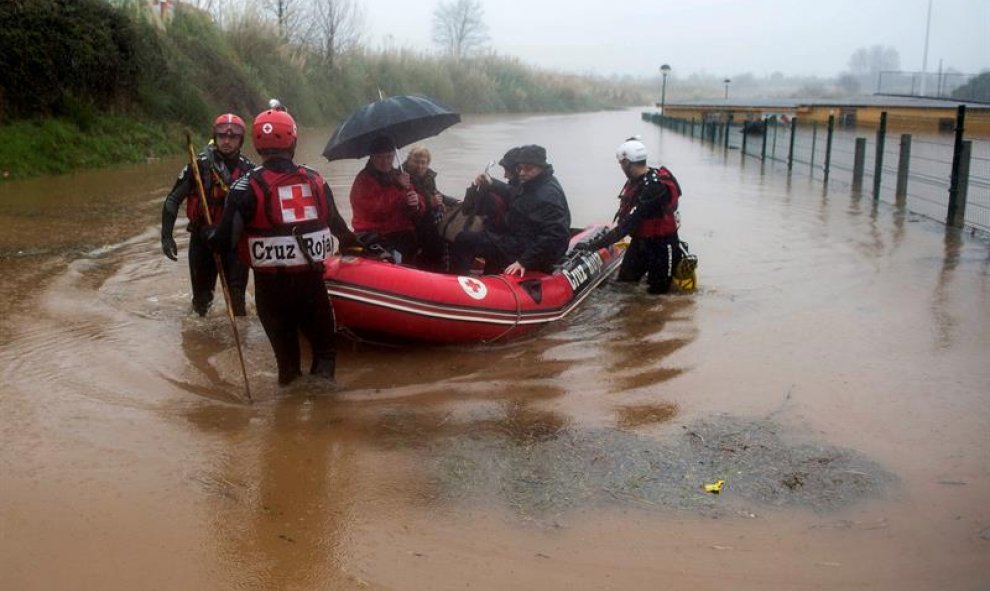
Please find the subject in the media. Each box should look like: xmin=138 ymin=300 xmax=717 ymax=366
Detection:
xmin=0 ymin=0 xmax=647 ymax=180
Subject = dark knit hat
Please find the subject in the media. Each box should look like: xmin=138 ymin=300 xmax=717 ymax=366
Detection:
xmin=498 ymin=146 xmax=522 ymax=168
xmin=514 ymin=144 xmax=548 ymax=168
xmin=369 ymin=135 xmax=397 ymax=154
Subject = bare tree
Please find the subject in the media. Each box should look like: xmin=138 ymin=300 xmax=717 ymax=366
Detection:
xmin=848 ymin=45 xmax=900 ymax=76
xmin=307 ymin=0 xmax=364 ymax=68
xmin=847 ymin=45 xmax=900 ymax=93
xmin=431 ymin=0 xmax=488 ymax=61
xmin=254 ymin=0 xmax=306 ymax=39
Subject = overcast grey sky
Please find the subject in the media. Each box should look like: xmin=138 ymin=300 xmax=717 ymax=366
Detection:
xmin=362 ymin=0 xmax=988 ymax=79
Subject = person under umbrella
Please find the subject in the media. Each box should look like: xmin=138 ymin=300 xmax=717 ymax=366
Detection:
xmin=348 ymin=136 xmax=427 ymax=264
xmin=402 ymin=145 xmax=458 ymax=271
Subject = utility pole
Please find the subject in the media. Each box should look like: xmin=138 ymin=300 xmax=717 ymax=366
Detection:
xmin=920 ymin=0 xmax=933 ymax=96
xmin=660 ymin=64 xmax=671 ymax=114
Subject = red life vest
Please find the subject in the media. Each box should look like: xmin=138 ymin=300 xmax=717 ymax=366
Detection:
xmin=243 ymin=166 xmax=333 ymax=273
xmin=616 ymin=166 xmax=681 ymax=238
xmin=185 ymin=156 xmax=246 ymax=224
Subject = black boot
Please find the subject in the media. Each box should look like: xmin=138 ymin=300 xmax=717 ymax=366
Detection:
xmin=192 ymin=292 xmax=213 ymax=316
xmin=278 ymin=368 xmax=303 ymax=386
xmin=310 ymin=357 xmax=335 ymax=381
xmin=646 ymin=283 xmax=671 ymax=295
xmin=231 ymin=292 xmax=247 ymax=317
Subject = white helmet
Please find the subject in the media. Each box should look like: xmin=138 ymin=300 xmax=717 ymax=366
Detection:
xmin=616 ymin=139 xmax=648 ymax=163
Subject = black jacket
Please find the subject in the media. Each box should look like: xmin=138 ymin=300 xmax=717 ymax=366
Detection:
xmin=500 ymin=167 xmax=571 ymax=271
xmin=161 ymin=145 xmax=254 ymax=237
xmin=208 ymin=158 xmax=357 ymax=253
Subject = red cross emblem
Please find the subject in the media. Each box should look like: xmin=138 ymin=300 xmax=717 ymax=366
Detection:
xmin=457 ymin=276 xmax=488 ymax=300
xmin=278 ymin=183 xmax=317 ymax=222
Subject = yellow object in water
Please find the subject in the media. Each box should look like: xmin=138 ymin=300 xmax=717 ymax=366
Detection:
xmin=673 ymin=249 xmax=698 ymax=292
xmin=704 ymin=479 xmax=725 ymax=494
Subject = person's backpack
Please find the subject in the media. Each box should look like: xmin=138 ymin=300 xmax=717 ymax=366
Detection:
xmin=656 ymin=166 xmax=681 ymax=213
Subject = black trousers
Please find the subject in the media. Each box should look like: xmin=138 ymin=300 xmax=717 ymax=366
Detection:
xmin=617 ymin=235 xmax=681 ymax=294
xmin=450 ymin=230 xmax=517 ymax=274
xmin=253 ymin=270 xmax=336 ymax=385
xmin=188 ymin=229 xmax=248 ymax=315
xmin=413 ymin=209 xmax=448 ymax=272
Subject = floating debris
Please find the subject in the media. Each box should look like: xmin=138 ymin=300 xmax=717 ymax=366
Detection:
xmin=425 ymin=413 xmax=897 ymax=519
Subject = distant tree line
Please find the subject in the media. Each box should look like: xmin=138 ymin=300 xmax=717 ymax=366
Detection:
xmin=0 ymin=0 xmax=646 ymax=128
xmin=657 ymin=44 xmax=987 ymax=103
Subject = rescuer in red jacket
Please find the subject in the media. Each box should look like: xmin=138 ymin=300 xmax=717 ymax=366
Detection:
xmin=207 ymin=107 xmax=358 ymax=386
xmin=575 ymin=138 xmax=683 ymax=294
xmin=161 ymin=113 xmax=254 ymax=316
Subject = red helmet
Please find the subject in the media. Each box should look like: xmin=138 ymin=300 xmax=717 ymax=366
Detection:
xmin=253 ymin=109 xmax=297 ymax=151
xmin=213 ymin=113 xmax=246 ymax=136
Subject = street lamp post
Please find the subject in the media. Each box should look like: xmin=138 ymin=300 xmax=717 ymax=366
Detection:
xmin=659 ymin=64 xmax=671 ymax=115
xmin=723 ymin=78 xmax=731 ymax=100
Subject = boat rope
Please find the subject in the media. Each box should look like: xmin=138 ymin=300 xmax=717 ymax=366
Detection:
xmin=482 ymin=274 xmax=523 ymax=344
xmin=336 ymin=325 xmax=405 ymax=349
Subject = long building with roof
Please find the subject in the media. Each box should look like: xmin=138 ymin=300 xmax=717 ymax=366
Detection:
xmin=661 ymin=95 xmax=990 ymax=135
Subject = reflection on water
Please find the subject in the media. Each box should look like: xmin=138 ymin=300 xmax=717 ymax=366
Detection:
xmin=931 ymin=228 xmax=963 ymax=350
xmin=615 ymin=402 xmax=679 ymax=429
xmin=182 ymin=398 xmax=360 ymax=589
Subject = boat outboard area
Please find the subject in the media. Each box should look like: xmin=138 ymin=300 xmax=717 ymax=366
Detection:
xmin=323 ymin=225 xmax=625 ymax=344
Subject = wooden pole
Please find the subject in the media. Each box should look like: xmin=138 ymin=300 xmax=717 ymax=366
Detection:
xmin=185 ymin=133 xmax=252 ymax=403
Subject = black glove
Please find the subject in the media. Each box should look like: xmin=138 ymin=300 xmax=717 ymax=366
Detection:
xmin=198 ymin=224 xmax=217 ymax=245
xmin=364 ymin=242 xmax=396 ymax=263
xmin=161 ymin=234 xmax=178 ymax=260
xmin=356 ymin=232 xmax=381 ymax=249
xmin=573 ymin=241 xmax=598 ymax=252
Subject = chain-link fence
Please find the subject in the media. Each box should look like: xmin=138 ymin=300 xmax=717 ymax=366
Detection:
xmin=876 ymin=71 xmax=978 ymax=98
xmin=644 ymin=111 xmax=990 ymax=234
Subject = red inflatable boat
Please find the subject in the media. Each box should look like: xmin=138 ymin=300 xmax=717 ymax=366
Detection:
xmin=324 ymin=225 xmax=624 ymax=344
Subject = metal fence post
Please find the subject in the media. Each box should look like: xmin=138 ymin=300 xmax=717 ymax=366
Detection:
xmin=724 ymin=114 xmax=733 ymax=150
xmin=760 ymin=120 xmax=768 ymax=161
xmin=947 ymin=105 xmax=967 ymax=227
xmin=823 ymin=115 xmax=835 ymax=183
xmin=810 ymin=121 xmax=818 ymax=174
xmin=948 ymin=141 xmax=972 ymax=228
xmin=873 ymin=111 xmax=887 ymax=200
xmin=852 ymin=138 xmax=867 ymax=192
xmin=690 ymin=118 xmax=695 ymax=139
xmin=895 ymin=133 xmax=912 ymax=207
xmin=787 ymin=117 xmax=797 ymax=170
xmin=771 ymin=118 xmax=779 ymax=161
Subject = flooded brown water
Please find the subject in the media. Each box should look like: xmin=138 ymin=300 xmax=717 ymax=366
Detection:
xmin=2 ymin=110 xmax=989 ymax=590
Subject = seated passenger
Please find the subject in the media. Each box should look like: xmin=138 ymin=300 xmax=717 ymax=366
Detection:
xmin=465 ymin=146 xmax=521 ymax=228
xmin=451 ymin=145 xmax=571 ymax=277
xmin=350 ymin=136 xmax=426 ymax=263
xmin=402 ymin=145 xmax=449 ymax=271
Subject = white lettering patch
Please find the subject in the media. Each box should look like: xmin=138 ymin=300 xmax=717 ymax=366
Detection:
xmin=278 ymin=183 xmax=318 ymax=222
xmin=562 ymin=251 xmax=604 ymax=291
xmin=249 ymin=228 xmax=333 ymax=268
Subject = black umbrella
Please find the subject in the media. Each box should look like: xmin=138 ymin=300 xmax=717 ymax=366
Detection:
xmin=322 ymin=95 xmax=461 ymax=161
